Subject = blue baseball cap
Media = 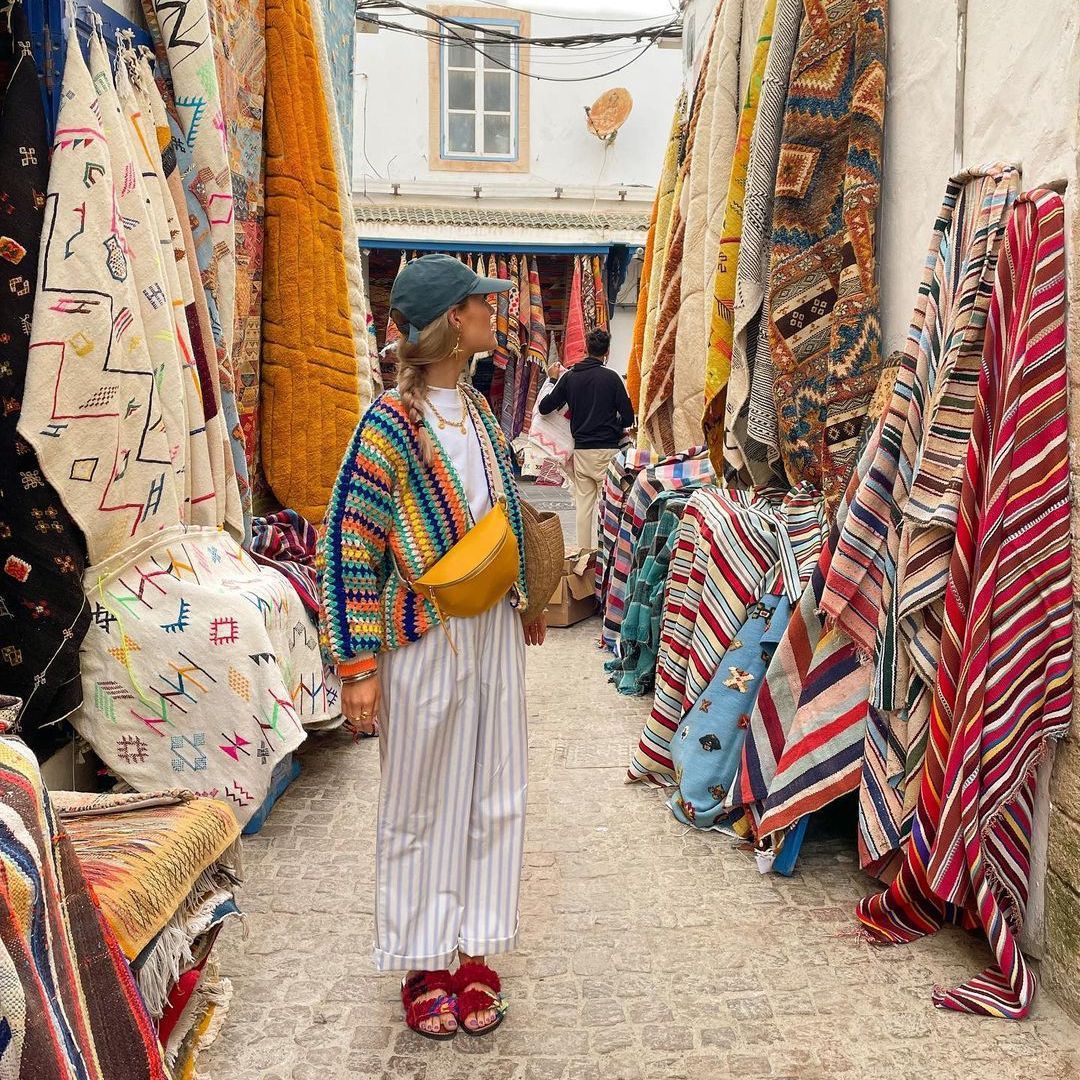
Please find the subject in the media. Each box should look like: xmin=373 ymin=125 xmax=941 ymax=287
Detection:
xmin=389 ymin=253 xmax=511 ymax=343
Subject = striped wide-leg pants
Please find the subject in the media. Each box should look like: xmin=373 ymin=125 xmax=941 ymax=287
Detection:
xmin=372 ymin=597 xmax=528 ymax=971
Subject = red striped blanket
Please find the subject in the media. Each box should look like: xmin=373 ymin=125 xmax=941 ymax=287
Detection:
xmin=856 ymin=190 xmax=1072 ymax=1019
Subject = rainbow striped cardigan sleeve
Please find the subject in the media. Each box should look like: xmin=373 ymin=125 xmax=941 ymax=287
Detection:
xmin=319 ymin=407 xmax=397 ymax=662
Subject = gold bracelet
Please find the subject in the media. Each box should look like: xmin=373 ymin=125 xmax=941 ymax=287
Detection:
xmin=340 ymin=669 xmax=377 ymax=685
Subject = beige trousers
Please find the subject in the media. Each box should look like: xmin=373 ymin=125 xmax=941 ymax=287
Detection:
xmin=571 ymin=448 xmax=618 ymax=550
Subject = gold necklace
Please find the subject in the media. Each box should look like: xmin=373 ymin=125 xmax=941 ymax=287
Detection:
xmin=425 ymin=388 xmax=468 ymax=435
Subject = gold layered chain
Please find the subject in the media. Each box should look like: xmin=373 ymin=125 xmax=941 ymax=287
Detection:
xmin=425 ymin=388 xmax=469 ymax=435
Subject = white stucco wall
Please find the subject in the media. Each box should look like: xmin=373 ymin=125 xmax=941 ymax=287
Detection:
xmin=352 ymin=5 xmax=684 ymax=198
xmin=681 ymin=0 xmax=1080 ymax=355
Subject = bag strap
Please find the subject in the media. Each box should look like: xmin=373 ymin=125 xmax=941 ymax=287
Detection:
xmin=463 ymin=390 xmax=506 ymax=505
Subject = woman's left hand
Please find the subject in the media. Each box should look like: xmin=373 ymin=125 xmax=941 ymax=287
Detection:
xmin=523 ymin=615 xmax=547 ymax=647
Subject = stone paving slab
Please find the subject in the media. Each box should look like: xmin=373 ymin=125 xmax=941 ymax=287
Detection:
xmin=205 ymin=619 xmax=1080 ymax=1080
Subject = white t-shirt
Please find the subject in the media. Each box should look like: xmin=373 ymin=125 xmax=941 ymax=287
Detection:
xmin=425 ymin=386 xmax=493 ymax=524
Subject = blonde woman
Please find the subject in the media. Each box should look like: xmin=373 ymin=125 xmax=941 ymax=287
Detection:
xmin=319 ymin=255 xmax=546 ymax=1040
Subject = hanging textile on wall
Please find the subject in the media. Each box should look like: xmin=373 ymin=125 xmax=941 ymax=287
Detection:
xmin=670 ymin=482 xmax=823 ymax=832
xmin=0 ymin=734 xmax=169 ymax=1080
xmin=673 ymin=0 xmax=745 ymax=459
xmin=591 ymin=256 xmax=607 ymax=330
xmin=563 ymin=257 xmax=586 ymax=366
xmin=259 ymin=0 xmax=371 ymax=523
xmin=526 ymin=256 xmax=548 ymax=367
xmin=19 ymin=35 xmax=185 ymax=565
xmin=599 ymin=449 xmax=714 ymax=650
xmin=640 ymin=53 xmax=711 ymax=454
xmin=765 ymin=0 xmax=887 ymax=511
xmin=580 ymin=253 xmax=597 ymax=332
xmin=701 ymin=0 xmax=776 ymax=477
xmin=142 ymin=0 xmax=250 ymax=531
xmin=626 ymin=195 xmax=658 ymax=411
xmin=134 ymin=50 xmax=237 ymax=529
xmin=822 ymin=165 xmax=1020 ymax=868
xmin=857 ymin=190 xmax=1072 ymax=1020
xmin=20 ymin=31 xmax=333 ymax=819
xmin=632 ymin=93 xmax=684 ymax=418
xmin=737 ymin=416 xmax=880 ymax=838
xmin=605 ymin=245 xmax=630 ymax=322
xmin=0 ymin=11 xmax=89 ymax=759
xmin=724 ymin=0 xmax=803 ymax=483
xmin=210 ymin=0 xmax=267 ymax=490
xmin=91 ymin=34 xmax=214 ymax=529
xmin=320 ymin=0 xmax=356 ymax=160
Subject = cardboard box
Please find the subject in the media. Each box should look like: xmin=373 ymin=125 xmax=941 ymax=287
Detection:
xmin=545 ymin=549 xmax=598 ymax=627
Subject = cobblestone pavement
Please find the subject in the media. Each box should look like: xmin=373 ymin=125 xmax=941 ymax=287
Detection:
xmin=206 ymin=618 xmax=1080 ymax=1080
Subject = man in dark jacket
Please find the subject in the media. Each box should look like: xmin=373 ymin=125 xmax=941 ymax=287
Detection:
xmin=539 ymin=328 xmax=635 ymax=550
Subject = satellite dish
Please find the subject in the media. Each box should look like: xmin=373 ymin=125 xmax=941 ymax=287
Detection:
xmin=585 ymin=87 xmax=633 ymax=144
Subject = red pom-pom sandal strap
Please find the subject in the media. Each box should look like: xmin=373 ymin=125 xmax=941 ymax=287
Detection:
xmin=401 ymin=970 xmax=458 ymax=1041
xmin=452 ymin=962 xmax=501 ymax=996
xmin=453 ymin=962 xmax=506 ymax=1036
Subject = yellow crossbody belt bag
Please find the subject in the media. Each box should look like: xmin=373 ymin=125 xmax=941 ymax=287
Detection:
xmin=410 ymin=495 xmax=520 ymax=619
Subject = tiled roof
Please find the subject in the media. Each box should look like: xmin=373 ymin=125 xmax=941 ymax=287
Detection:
xmin=354 ymin=202 xmax=651 ymax=232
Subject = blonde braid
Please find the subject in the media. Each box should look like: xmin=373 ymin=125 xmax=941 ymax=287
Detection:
xmin=396 ymin=359 xmax=436 ymax=467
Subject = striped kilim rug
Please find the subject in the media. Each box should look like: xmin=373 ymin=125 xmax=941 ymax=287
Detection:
xmin=631 ymin=484 xmax=824 ymax=786
xmin=856 ymin=190 xmax=1072 ymax=1019
xmin=599 ymin=449 xmax=714 ymax=649
xmin=0 ymin=735 xmax=167 ymax=1080
xmin=821 ymin=165 xmax=1020 ymax=868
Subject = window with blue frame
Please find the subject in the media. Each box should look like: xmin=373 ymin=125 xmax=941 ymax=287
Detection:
xmin=440 ymin=19 xmax=519 ymax=161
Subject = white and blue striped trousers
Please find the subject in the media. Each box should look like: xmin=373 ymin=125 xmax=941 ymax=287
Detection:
xmin=373 ymin=597 xmax=528 ymax=971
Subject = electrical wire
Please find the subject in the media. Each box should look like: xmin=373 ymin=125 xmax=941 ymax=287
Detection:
xmin=356 ymin=3 xmax=679 ymax=82
xmin=452 ymin=0 xmax=677 ymax=23
xmin=367 ymin=17 xmax=665 ymax=81
xmin=357 ymin=1 xmax=679 ymax=47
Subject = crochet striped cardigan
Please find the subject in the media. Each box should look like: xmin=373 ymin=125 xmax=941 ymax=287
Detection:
xmin=319 ymin=385 xmax=529 ymax=661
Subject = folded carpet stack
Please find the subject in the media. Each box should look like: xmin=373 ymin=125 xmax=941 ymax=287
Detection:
xmin=57 ymin=788 xmax=243 ymax=1072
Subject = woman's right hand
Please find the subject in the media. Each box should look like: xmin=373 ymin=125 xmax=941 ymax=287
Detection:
xmin=342 ymin=674 xmax=382 ymax=737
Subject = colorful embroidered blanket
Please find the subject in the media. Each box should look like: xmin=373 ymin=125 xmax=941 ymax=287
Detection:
xmin=73 ymin=527 xmax=327 ymax=825
xmin=259 ymin=0 xmax=370 ymax=522
xmin=856 ymin=191 xmax=1072 ymax=1020
xmin=730 ymin=358 xmax=901 ymax=854
xmin=597 ymin=448 xmax=657 ymax=601
xmin=19 ymin=37 xmax=184 ymax=564
xmin=720 ymin=0 xmax=802 ymax=483
xmin=736 ymin=429 xmax=877 ymax=837
xmin=0 ymin=20 xmax=89 ymax=758
xmin=0 ymin=736 xmax=167 ymax=1080
xmin=132 ymin=49 xmax=243 ymax=533
xmin=702 ymin=0 xmax=774 ymax=476
xmin=766 ymin=0 xmax=886 ymax=510
xmin=142 ymin=0 xmax=250 ymax=527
